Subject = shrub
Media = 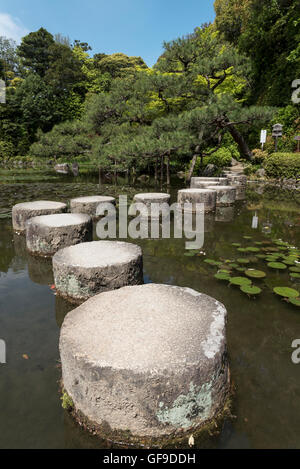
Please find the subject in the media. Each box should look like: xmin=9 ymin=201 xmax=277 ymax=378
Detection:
xmin=263 ymin=152 xmax=300 ymax=179
xmin=251 ymin=148 xmax=268 ymax=164
xmin=0 ymin=140 xmax=15 ymax=159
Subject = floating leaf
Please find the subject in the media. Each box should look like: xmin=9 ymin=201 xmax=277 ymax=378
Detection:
xmin=273 ymin=287 xmax=299 ymax=298
xmin=267 ymin=262 xmax=287 ymax=270
xmin=289 ymin=298 xmax=300 ymax=307
xmin=232 ymin=243 xmax=241 ymax=247
xmin=230 ymin=277 xmax=252 ymax=286
xmin=237 ymin=258 xmax=250 ymax=264
xmin=245 ymin=269 xmax=266 ymax=279
xmin=290 ymin=267 xmax=300 ymax=273
xmin=214 ymin=273 xmax=231 ymax=281
xmin=246 ymin=247 xmax=260 ymax=253
xmin=290 ymin=273 xmax=300 ymax=279
xmin=240 ymin=285 xmax=262 ymax=295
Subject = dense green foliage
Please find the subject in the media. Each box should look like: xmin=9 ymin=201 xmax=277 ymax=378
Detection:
xmin=263 ymin=152 xmax=300 ymax=178
xmin=0 ymin=2 xmax=299 ymax=180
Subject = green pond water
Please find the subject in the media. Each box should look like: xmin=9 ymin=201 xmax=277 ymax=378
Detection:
xmin=0 ymin=170 xmax=300 ymax=448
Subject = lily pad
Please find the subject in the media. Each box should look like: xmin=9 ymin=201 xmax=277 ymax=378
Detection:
xmin=289 ymin=297 xmax=300 ymax=307
xmin=237 ymin=258 xmax=250 ymax=264
xmin=230 ymin=277 xmax=252 ymax=286
xmin=290 ymin=273 xmax=300 ymax=279
xmin=267 ymin=262 xmax=287 ymax=270
xmin=273 ymin=287 xmax=299 ymax=298
xmin=246 ymin=247 xmax=260 ymax=253
xmin=245 ymin=269 xmax=266 ymax=279
xmin=289 ymin=267 xmax=300 ymax=273
xmin=214 ymin=273 xmax=231 ymax=281
xmin=240 ymin=285 xmax=262 ymax=295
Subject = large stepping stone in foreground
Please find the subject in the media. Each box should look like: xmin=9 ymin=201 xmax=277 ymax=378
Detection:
xmin=129 ymin=193 xmax=170 ymax=218
xmin=60 ymin=284 xmax=230 ymax=441
xmin=26 ymin=213 xmax=92 ymax=257
xmin=206 ymin=185 xmax=236 ymax=206
xmin=53 ymin=241 xmax=143 ymax=302
xmin=70 ymin=195 xmax=116 ymax=217
xmin=191 ymin=177 xmax=228 ymax=188
xmin=177 ymin=188 xmax=217 ymax=212
xmin=12 ymin=200 xmax=67 ymax=232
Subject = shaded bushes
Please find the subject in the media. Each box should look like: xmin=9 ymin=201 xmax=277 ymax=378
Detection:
xmin=263 ymin=153 xmax=300 ymax=179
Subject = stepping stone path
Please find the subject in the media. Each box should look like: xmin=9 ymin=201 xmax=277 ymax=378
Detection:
xmin=53 ymin=240 xmax=143 ymax=302
xmin=59 ymin=284 xmax=229 ymax=441
xmin=26 ymin=213 xmax=92 ymax=257
xmin=12 ymin=200 xmax=67 ymax=232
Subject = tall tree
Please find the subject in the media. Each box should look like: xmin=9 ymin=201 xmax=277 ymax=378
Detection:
xmin=17 ymin=28 xmax=54 ymax=77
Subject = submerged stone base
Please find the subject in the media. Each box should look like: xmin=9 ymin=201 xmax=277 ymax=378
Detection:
xmin=26 ymin=213 xmax=92 ymax=257
xmin=53 ymin=240 xmax=143 ymax=302
xmin=12 ymin=200 xmax=67 ymax=232
xmin=59 ymin=284 xmax=230 ymax=441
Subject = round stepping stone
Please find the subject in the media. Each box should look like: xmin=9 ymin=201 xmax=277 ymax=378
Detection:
xmin=226 ymin=174 xmax=247 ymax=186
xmin=191 ymin=177 xmax=228 ymax=188
xmin=53 ymin=241 xmax=143 ymax=302
xmin=12 ymin=200 xmax=67 ymax=232
xmin=129 ymin=193 xmax=170 ymax=219
xmin=26 ymin=213 xmax=92 ymax=257
xmin=70 ymin=195 xmax=116 ymax=217
xmin=177 ymin=189 xmax=217 ymax=212
xmin=59 ymin=284 xmax=229 ymax=441
xmin=206 ymin=185 xmax=236 ymax=206
xmin=191 ymin=180 xmax=222 ymax=188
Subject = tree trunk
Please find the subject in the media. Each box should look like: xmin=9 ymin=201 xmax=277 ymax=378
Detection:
xmin=160 ymin=156 xmax=164 ymax=189
xmin=166 ymin=154 xmax=170 ymax=186
xmin=98 ymin=166 xmax=103 ymax=188
xmin=155 ymin=157 xmax=158 ymax=184
xmin=187 ymin=154 xmax=198 ymax=183
xmin=114 ymin=160 xmax=117 ymax=185
xmin=227 ymin=124 xmax=253 ymax=160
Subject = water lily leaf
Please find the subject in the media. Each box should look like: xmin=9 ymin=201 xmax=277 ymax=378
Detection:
xmin=289 ymin=267 xmax=300 ymax=273
xmin=232 ymin=243 xmax=241 ymax=247
xmin=289 ymin=297 xmax=300 ymax=307
xmin=214 ymin=273 xmax=231 ymax=281
xmin=267 ymin=262 xmax=287 ymax=270
xmin=237 ymin=258 xmax=250 ymax=264
xmin=245 ymin=269 xmax=266 ymax=279
xmin=230 ymin=277 xmax=252 ymax=286
xmin=240 ymin=285 xmax=262 ymax=295
xmin=246 ymin=247 xmax=260 ymax=253
xmin=290 ymin=273 xmax=300 ymax=279
xmin=273 ymin=287 xmax=299 ymax=298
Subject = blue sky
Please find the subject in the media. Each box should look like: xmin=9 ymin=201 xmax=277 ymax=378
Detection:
xmin=0 ymin=0 xmax=215 ymax=66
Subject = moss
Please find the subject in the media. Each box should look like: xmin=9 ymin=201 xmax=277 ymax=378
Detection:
xmin=61 ymin=389 xmax=74 ymax=411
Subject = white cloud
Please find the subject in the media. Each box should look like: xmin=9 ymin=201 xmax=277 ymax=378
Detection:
xmin=0 ymin=12 xmax=29 ymax=43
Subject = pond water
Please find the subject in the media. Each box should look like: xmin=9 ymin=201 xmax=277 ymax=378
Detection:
xmin=0 ymin=172 xmax=300 ymax=449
